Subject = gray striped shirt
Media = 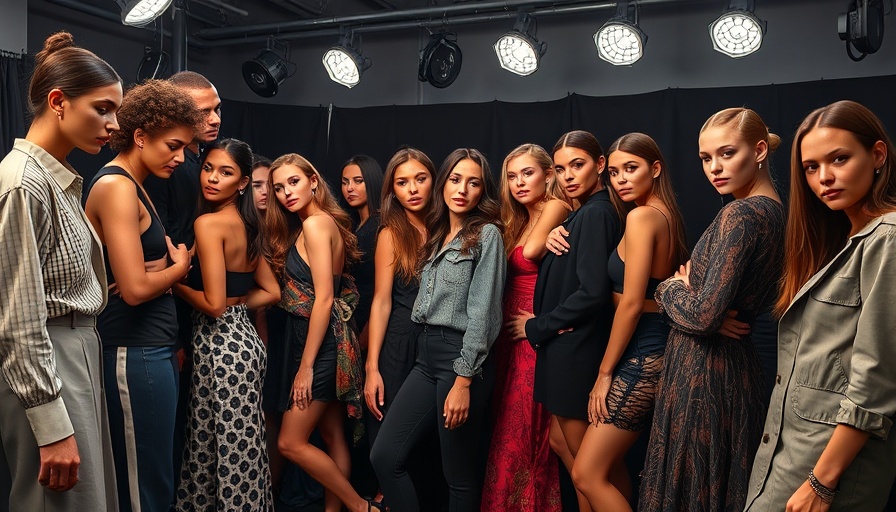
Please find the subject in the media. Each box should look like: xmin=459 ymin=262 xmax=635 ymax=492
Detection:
xmin=0 ymin=139 xmax=107 ymax=445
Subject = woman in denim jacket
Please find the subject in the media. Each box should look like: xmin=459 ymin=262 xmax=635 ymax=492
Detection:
xmin=746 ymin=100 xmax=896 ymax=511
xmin=370 ymin=148 xmax=506 ymax=512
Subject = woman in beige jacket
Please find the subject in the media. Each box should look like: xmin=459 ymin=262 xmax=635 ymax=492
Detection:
xmin=746 ymin=100 xmax=896 ymax=512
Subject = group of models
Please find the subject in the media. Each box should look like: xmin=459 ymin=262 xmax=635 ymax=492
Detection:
xmin=2 ymin=31 xmax=896 ymax=512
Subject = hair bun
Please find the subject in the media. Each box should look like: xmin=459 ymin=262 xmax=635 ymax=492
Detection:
xmin=36 ymin=32 xmax=75 ymax=65
xmin=767 ymin=132 xmax=782 ymax=153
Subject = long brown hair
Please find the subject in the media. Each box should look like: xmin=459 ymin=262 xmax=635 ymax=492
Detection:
xmin=499 ymin=143 xmax=568 ymax=255
xmin=776 ymin=100 xmax=896 ymax=316
xmin=380 ymin=148 xmax=436 ymax=283
xmin=420 ymin=149 xmax=503 ymax=265
xmin=263 ymin=153 xmax=361 ymax=279
xmin=607 ymin=133 xmax=689 ymax=267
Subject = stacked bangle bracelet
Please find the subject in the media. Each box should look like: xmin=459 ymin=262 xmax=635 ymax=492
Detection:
xmin=808 ymin=469 xmax=837 ymax=504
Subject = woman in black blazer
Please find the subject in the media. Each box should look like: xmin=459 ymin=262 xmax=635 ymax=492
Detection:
xmin=510 ymin=130 xmax=621 ymax=512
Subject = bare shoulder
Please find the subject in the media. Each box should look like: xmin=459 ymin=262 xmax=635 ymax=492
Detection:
xmin=626 ymin=205 xmax=666 ymax=233
xmin=377 ymin=225 xmax=396 ymax=245
xmin=302 ymin=213 xmax=339 ymax=234
xmin=89 ymin=172 xmax=135 ymax=199
xmin=193 ymin=211 xmax=227 ymax=237
xmin=86 ymin=174 xmax=138 ymax=217
xmin=543 ymin=198 xmax=572 ymax=214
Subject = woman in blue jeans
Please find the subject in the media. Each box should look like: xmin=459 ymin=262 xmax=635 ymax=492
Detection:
xmin=370 ymin=148 xmax=507 ymax=511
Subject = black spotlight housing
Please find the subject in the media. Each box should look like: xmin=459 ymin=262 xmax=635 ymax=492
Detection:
xmin=418 ymin=32 xmax=462 ymax=88
xmin=838 ymin=0 xmax=885 ymax=61
xmin=242 ymin=39 xmax=295 ymax=98
xmin=136 ymin=46 xmax=170 ymax=82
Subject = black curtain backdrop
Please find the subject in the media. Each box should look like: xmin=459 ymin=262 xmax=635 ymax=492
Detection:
xmin=310 ymin=74 xmax=896 ymax=245
xmin=0 ymin=52 xmax=30 ymax=157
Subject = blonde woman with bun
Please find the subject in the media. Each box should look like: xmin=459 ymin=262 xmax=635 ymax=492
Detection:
xmin=639 ymin=108 xmax=785 ymax=511
xmin=0 ymin=31 xmax=122 ymax=510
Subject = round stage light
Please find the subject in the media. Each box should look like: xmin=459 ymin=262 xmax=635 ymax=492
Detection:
xmin=709 ymin=7 xmax=766 ymax=58
xmin=494 ymin=13 xmax=547 ymax=76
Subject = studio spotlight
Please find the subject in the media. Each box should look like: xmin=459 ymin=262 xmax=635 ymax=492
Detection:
xmin=839 ymin=0 xmax=885 ymax=61
xmin=494 ymin=13 xmax=547 ymax=76
xmin=709 ymin=0 xmax=766 ymax=58
xmin=115 ymin=0 xmax=173 ymax=27
xmin=242 ymin=38 xmax=295 ymax=98
xmin=419 ymin=32 xmax=463 ymax=88
xmin=594 ymin=1 xmax=647 ymax=66
xmin=322 ymin=29 xmax=371 ymax=89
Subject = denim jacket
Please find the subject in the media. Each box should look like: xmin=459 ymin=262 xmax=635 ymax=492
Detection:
xmin=412 ymin=223 xmax=506 ymax=377
xmin=746 ymin=212 xmax=896 ymax=511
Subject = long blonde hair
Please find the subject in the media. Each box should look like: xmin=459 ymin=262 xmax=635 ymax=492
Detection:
xmin=499 ymin=143 xmax=568 ymax=255
xmin=263 ymin=153 xmax=361 ymax=279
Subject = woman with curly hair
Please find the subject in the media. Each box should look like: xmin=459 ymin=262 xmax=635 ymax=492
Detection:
xmin=83 ymin=79 xmax=203 ymax=511
xmin=173 ymin=138 xmax=281 ymax=511
xmin=264 ymin=154 xmax=379 ymax=511
xmin=371 ymin=148 xmax=506 ymax=512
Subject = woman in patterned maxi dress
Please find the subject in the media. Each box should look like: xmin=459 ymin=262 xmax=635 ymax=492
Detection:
xmin=174 ymin=139 xmax=280 ymax=511
xmin=639 ymin=108 xmax=785 ymax=512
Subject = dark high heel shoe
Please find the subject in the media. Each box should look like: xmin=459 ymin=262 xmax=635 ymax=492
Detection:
xmin=365 ymin=497 xmax=387 ymax=511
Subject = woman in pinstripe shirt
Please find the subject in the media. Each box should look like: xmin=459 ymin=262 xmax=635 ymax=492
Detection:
xmin=0 ymin=31 xmax=122 ymax=511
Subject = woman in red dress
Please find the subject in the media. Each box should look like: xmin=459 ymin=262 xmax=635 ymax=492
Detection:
xmin=482 ymin=144 xmax=569 ymax=511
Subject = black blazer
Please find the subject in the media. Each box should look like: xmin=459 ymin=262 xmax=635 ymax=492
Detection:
xmin=525 ymin=189 xmax=620 ymax=348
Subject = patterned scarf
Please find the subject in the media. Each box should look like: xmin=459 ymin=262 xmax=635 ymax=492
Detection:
xmin=279 ymin=272 xmax=365 ymax=443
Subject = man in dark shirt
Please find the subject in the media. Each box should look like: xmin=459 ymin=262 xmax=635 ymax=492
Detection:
xmin=144 ymin=71 xmax=221 ymax=249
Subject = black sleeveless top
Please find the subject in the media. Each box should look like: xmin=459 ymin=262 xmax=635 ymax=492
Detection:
xmin=607 ymin=205 xmax=671 ymax=298
xmin=607 ymin=250 xmax=664 ymax=297
xmin=88 ymin=166 xmax=176 ymax=347
xmin=286 ymin=245 xmax=342 ymax=292
xmin=391 ymin=273 xmax=419 ymax=311
xmin=187 ymin=256 xmax=256 ymax=298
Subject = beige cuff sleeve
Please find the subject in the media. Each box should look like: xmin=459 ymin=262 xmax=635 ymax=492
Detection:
xmin=25 ymin=397 xmax=75 ymax=446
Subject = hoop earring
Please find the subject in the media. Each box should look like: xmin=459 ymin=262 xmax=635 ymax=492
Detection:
xmin=239 ymin=188 xmax=245 ymax=196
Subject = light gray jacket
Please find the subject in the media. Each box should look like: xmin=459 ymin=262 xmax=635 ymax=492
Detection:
xmin=746 ymin=212 xmax=896 ymax=511
xmin=412 ymin=223 xmax=506 ymax=377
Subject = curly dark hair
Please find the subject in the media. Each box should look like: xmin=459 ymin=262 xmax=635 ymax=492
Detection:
xmin=109 ymin=79 xmax=203 ymax=152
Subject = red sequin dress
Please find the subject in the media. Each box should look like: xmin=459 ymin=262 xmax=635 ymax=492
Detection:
xmin=481 ymin=246 xmax=561 ymax=511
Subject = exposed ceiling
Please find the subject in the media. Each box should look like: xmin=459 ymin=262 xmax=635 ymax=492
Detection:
xmin=43 ymin=0 xmax=724 ymax=48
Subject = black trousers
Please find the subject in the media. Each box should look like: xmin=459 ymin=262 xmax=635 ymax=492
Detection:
xmin=370 ymin=326 xmax=493 ymax=512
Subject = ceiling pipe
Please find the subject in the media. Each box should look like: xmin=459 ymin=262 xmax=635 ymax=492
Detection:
xmin=197 ymin=0 xmax=601 ymax=39
xmin=194 ymin=0 xmax=708 ymax=48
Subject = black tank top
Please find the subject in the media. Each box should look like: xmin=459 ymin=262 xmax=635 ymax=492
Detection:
xmin=88 ymin=166 xmax=176 ymax=347
xmin=607 ymin=205 xmax=671 ymax=298
xmin=391 ymin=273 xmax=419 ymax=311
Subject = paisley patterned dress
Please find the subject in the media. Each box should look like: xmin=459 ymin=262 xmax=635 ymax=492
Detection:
xmin=639 ymin=196 xmax=785 ymax=512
